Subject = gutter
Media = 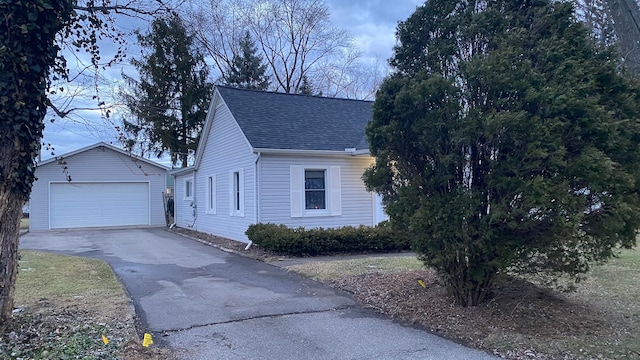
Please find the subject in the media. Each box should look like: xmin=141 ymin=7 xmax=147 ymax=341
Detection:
xmin=254 ymin=152 xmax=261 ymax=224
xmin=252 ymin=148 xmax=371 ymax=157
xmin=170 ymin=166 xmax=196 ymax=176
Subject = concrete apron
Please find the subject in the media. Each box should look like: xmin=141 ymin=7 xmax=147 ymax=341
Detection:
xmin=20 ymin=228 xmax=498 ymax=360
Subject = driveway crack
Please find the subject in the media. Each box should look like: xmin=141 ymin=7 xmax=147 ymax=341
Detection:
xmin=153 ymin=305 xmax=355 ymax=333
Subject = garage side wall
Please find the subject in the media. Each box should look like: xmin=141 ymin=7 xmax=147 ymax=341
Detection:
xmin=30 ymin=147 xmax=167 ymax=231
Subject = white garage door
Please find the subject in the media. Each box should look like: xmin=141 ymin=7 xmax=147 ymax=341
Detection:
xmin=50 ymin=182 xmax=150 ymax=229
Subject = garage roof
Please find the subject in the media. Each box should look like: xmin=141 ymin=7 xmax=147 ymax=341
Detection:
xmin=37 ymin=142 xmax=169 ymax=170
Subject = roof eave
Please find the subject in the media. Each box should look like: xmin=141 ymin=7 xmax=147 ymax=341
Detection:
xmin=253 ymin=148 xmax=371 ymax=157
xmin=192 ymin=88 xmax=222 ymax=171
xmin=170 ymin=166 xmax=196 ymax=176
xmin=37 ymin=142 xmax=170 ymax=170
xmin=352 ymin=149 xmax=371 ymax=156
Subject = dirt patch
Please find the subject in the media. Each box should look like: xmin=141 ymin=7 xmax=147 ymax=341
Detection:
xmin=327 ymin=270 xmax=634 ymax=359
xmin=3 ymin=297 xmax=175 ymax=360
xmin=120 ymin=337 xmax=175 ymax=360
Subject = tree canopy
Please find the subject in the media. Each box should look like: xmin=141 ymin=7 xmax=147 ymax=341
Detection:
xmin=224 ymin=31 xmax=270 ymax=90
xmin=121 ymin=12 xmax=212 ymax=167
xmin=365 ymin=0 xmax=640 ymax=306
xmin=297 ymin=75 xmax=314 ymax=95
xmin=184 ymin=0 xmax=383 ymax=98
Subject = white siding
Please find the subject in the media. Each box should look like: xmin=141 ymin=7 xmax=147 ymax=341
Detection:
xmin=191 ymin=103 xmax=256 ymax=242
xmin=259 ymin=154 xmax=376 ymax=228
xmin=174 ymin=172 xmax=195 ymax=228
xmin=30 ymin=146 xmax=167 ymax=231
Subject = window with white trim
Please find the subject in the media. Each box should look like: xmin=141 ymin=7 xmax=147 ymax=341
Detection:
xmin=305 ymin=170 xmax=326 ymax=210
xmin=290 ymin=165 xmax=341 ymax=217
xmin=206 ymin=175 xmax=216 ymax=214
xmin=184 ymin=178 xmax=193 ymax=200
xmin=229 ymin=169 xmax=244 ymax=217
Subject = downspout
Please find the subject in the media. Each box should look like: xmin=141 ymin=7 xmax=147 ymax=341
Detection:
xmin=189 ymin=168 xmax=198 ymax=229
xmin=253 ymin=152 xmax=261 ymax=224
xmin=247 ymin=152 xmax=261 ymax=250
xmin=169 ymin=172 xmax=176 ymax=228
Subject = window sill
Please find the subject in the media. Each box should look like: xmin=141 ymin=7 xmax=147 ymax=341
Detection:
xmin=300 ymin=210 xmax=331 ymax=217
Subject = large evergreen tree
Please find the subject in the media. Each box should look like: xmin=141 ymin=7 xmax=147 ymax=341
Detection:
xmin=365 ymin=0 xmax=640 ymax=306
xmin=225 ymin=32 xmax=270 ymax=90
xmin=122 ymin=12 xmax=212 ymax=167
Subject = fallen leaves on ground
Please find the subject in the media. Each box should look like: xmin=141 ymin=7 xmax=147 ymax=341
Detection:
xmin=330 ymin=271 xmax=634 ymax=359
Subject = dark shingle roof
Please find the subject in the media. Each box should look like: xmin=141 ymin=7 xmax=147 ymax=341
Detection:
xmin=216 ymin=86 xmax=372 ymax=151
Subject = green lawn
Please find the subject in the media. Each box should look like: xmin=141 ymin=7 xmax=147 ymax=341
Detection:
xmin=286 ymin=256 xmax=423 ymax=281
xmin=14 ymin=251 xmax=126 ymax=306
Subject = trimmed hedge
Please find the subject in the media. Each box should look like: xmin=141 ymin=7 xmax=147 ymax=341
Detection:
xmin=245 ymin=222 xmax=410 ymax=256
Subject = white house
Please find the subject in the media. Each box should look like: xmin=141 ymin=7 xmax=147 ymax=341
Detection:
xmin=172 ymin=86 xmax=387 ymax=243
xmin=30 ymin=142 xmax=169 ymax=231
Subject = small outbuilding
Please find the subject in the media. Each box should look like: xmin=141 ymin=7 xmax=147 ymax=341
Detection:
xmin=29 ymin=142 xmax=169 ymax=231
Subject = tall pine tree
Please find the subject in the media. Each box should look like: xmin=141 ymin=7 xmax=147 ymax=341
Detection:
xmin=297 ymin=75 xmax=313 ymax=95
xmin=225 ymin=32 xmax=270 ymax=90
xmin=121 ymin=12 xmax=212 ymax=167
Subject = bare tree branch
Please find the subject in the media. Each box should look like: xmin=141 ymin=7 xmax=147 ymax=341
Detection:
xmin=182 ymin=0 xmax=373 ymax=98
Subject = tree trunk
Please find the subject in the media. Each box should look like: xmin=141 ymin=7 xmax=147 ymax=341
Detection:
xmin=0 ymin=186 xmax=24 ymax=332
xmin=606 ymin=0 xmax=640 ymax=74
xmin=444 ymin=263 xmax=496 ymax=307
xmin=0 ymin=0 xmax=72 ymax=333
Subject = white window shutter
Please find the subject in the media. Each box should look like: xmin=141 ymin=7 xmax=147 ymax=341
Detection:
xmin=239 ymin=168 xmax=245 ymax=217
xmin=213 ymin=174 xmax=217 ymax=214
xmin=229 ymin=171 xmax=234 ymax=216
xmin=329 ymin=166 xmax=342 ymax=216
xmin=290 ymin=165 xmax=303 ymax=217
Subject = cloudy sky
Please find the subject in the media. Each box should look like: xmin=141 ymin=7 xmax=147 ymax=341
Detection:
xmin=41 ymin=0 xmax=424 ymax=163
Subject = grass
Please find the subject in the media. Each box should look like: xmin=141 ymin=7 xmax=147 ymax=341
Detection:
xmin=561 ymin=248 xmax=640 ymax=358
xmin=19 ymin=218 xmax=28 ymax=230
xmin=286 ymin=248 xmax=640 ymax=359
xmin=286 ymin=256 xmax=423 ymax=281
xmin=14 ymin=251 xmax=127 ymax=308
xmin=1 ymin=251 xmax=137 ymax=359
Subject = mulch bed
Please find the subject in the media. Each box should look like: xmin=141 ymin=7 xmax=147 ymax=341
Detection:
xmin=171 ymin=227 xmax=280 ymax=261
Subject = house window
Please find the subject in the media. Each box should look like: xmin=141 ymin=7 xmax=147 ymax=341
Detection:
xmin=234 ymin=171 xmax=240 ymax=211
xmin=229 ymin=169 xmax=244 ymax=217
xmin=290 ymin=165 xmax=341 ymax=218
xmin=206 ymin=175 xmax=216 ymax=214
xmin=184 ymin=179 xmax=193 ymax=200
xmin=305 ymin=170 xmax=326 ymax=210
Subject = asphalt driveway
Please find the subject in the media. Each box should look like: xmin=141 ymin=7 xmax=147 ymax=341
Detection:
xmin=20 ymin=228 xmax=497 ymax=359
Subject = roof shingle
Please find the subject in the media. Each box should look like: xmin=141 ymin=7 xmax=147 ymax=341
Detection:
xmin=216 ymin=86 xmax=372 ymax=151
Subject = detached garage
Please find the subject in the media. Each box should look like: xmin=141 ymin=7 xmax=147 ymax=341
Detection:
xmin=30 ymin=142 xmax=169 ymax=231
